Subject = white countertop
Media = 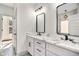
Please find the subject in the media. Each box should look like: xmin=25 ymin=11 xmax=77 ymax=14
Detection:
xmin=26 ymin=33 xmax=79 ymax=53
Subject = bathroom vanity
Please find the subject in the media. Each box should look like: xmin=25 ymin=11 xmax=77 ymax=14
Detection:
xmin=26 ymin=33 xmax=79 ymax=56
xmin=26 ymin=3 xmax=79 ymax=56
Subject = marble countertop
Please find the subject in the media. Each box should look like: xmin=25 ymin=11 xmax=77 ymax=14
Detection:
xmin=26 ymin=33 xmax=79 ymax=53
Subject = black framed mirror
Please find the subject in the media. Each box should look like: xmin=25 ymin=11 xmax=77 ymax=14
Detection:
xmin=57 ymin=3 xmax=79 ymax=38
xmin=36 ymin=13 xmax=45 ymax=35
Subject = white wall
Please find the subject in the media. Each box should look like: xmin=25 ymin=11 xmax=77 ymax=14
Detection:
xmin=0 ymin=4 xmax=14 ymax=16
xmin=46 ymin=4 xmax=57 ymax=35
xmin=16 ymin=4 xmax=36 ymax=54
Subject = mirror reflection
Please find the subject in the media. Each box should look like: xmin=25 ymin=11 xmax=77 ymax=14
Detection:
xmin=57 ymin=3 xmax=79 ymax=36
xmin=36 ymin=13 xmax=45 ymax=35
xmin=0 ymin=4 xmax=15 ymax=56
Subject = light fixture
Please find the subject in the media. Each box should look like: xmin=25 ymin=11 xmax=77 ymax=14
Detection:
xmin=33 ymin=6 xmax=46 ymax=16
xmin=64 ymin=10 xmax=68 ymax=20
xmin=35 ymin=6 xmax=43 ymax=12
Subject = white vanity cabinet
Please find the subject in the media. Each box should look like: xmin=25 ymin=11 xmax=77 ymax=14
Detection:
xmin=27 ymin=36 xmax=34 ymax=56
xmin=26 ymin=34 xmax=79 ymax=56
xmin=34 ymin=39 xmax=46 ymax=56
xmin=46 ymin=43 xmax=58 ymax=56
xmin=27 ymin=35 xmax=46 ymax=56
xmin=46 ymin=43 xmax=79 ymax=56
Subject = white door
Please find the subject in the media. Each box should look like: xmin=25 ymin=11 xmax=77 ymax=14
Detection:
xmin=12 ymin=17 xmax=17 ymax=54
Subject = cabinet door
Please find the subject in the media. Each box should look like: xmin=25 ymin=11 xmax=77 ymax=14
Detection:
xmin=34 ymin=51 xmax=41 ymax=56
xmin=46 ymin=50 xmax=57 ymax=56
xmin=46 ymin=43 xmax=79 ymax=56
xmin=27 ymin=36 xmax=34 ymax=55
xmin=34 ymin=39 xmax=45 ymax=56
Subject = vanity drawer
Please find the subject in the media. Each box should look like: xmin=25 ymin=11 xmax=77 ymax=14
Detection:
xmin=34 ymin=51 xmax=41 ymax=56
xmin=46 ymin=43 xmax=79 ymax=56
xmin=35 ymin=45 xmax=45 ymax=56
xmin=34 ymin=39 xmax=45 ymax=48
xmin=46 ymin=50 xmax=57 ymax=56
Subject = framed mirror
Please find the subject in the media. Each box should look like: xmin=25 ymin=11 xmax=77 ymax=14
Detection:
xmin=36 ymin=13 xmax=45 ymax=35
xmin=57 ymin=3 xmax=79 ymax=37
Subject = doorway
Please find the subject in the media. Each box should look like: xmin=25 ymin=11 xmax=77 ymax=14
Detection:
xmin=0 ymin=15 xmax=16 ymax=56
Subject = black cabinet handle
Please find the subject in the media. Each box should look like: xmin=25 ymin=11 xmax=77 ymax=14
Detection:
xmin=29 ymin=42 xmax=31 ymax=47
xmin=36 ymin=42 xmax=41 ymax=44
xmin=14 ymin=33 xmax=16 ymax=35
xmin=36 ymin=49 xmax=41 ymax=52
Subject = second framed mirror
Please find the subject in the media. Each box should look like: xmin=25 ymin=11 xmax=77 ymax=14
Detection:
xmin=36 ymin=13 xmax=45 ymax=35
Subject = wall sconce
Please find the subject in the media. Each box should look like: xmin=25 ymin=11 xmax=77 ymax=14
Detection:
xmin=33 ymin=6 xmax=46 ymax=16
xmin=35 ymin=6 xmax=43 ymax=12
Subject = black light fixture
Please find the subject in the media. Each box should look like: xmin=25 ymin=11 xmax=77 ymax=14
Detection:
xmin=35 ymin=6 xmax=43 ymax=12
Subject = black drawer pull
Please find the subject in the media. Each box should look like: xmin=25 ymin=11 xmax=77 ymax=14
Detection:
xmin=36 ymin=49 xmax=41 ymax=52
xmin=29 ymin=42 xmax=31 ymax=47
xmin=36 ymin=42 xmax=41 ymax=44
